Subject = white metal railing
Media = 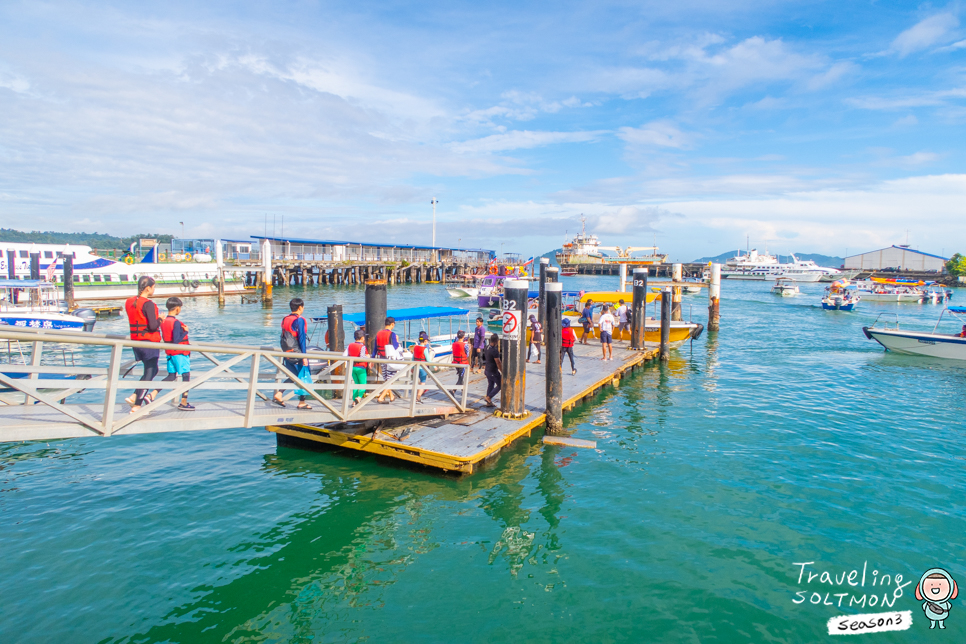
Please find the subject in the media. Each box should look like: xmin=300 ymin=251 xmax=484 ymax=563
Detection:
xmin=0 ymin=326 xmax=471 ymax=441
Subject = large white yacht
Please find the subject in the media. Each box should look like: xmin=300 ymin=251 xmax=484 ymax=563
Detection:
xmin=0 ymin=243 xmax=251 ymax=301
xmin=721 ymin=250 xmax=841 ymax=281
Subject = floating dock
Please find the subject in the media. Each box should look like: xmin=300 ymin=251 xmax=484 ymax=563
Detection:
xmin=269 ymin=342 xmax=660 ymax=474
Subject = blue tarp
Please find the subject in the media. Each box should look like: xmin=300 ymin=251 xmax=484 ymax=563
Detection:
xmin=949 ymin=306 xmax=966 ymax=313
xmin=315 ymin=306 xmax=472 ymax=325
xmin=0 ymin=279 xmax=47 ymax=288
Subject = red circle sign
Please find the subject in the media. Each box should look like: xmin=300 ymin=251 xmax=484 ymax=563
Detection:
xmin=502 ymin=312 xmax=518 ymax=334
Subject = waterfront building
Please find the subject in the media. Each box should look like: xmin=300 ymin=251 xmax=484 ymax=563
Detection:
xmin=248 ymin=236 xmax=494 ymax=264
xmin=844 ymin=245 xmax=947 ymax=272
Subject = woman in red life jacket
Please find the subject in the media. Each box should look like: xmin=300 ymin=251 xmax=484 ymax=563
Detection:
xmin=160 ymin=297 xmax=194 ymax=411
xmin=343 ymin=329 xmax=369 ymax=406
xmin=273 ymin=298 xmax=312 ymax=409
xmin=412 ymin=332 xmax=431 ymax=402
xmin=375 ymin=316 xmax=400 ymax=404
xmin=452 ymin=330 xmax=468 ymax=385
xmin=124 ymin=276 xmax=164 ymax=411
xmin=561 ymin=317 xmax=577 ymax=376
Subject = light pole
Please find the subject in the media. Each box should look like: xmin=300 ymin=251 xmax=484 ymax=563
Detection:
xmin=430 ymin=198 xmax=438 ymax=262
xmin=179 ymin=221 xmax=184 ymax=238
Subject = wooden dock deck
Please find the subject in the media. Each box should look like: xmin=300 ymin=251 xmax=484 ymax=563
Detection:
xmin=269 ymin=341 xmax=661 ymax=473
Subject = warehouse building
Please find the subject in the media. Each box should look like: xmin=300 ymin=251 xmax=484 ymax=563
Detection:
xmin=844 ymin=245 xmax=947 ymax=272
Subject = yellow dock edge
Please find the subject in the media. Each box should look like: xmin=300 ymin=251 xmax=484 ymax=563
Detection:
xmin=268 ymin=346 xmax=659 ymax=473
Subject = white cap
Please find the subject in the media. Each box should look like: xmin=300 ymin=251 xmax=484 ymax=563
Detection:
xmin=546 ymin=282 xmax=562 ymax=292
xmin=504 ymin=279 xmax=528 ymax=290
xmin=540 ymin=257 xmax=550 ymax=264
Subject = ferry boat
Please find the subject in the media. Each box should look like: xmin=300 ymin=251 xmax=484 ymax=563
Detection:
xmin=863 ymin=307 xmax=966 ymax=360
xmin=0 ymin=243 xmax=251 ymax=301
xmin=0 ymin=280 xmax=96 ymax=331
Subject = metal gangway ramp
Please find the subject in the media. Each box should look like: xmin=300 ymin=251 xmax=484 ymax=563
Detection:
xmin=0 ymin=326 xmax=470 ymax=443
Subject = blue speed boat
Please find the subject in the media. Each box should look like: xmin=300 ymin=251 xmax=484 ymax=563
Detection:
xmin=0 ymin=280 xmax=96 ymax=331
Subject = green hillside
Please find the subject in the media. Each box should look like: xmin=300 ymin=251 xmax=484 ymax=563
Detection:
xmin=0 ymin=228 xmax=174 ymax=249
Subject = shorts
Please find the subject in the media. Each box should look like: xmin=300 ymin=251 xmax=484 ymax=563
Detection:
xmin=166 ymin=354 xmax=191 ymax=375
xmin=133 ymin=346 xmax=160 ymax=362
xmin=417 ymin=365 xmax=427 ymax=383
xmin=600 ymin=331 xmax=612 ymax=344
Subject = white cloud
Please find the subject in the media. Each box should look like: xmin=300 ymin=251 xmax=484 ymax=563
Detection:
xmin=892 ymin=115 xmax=918 ymax=127
xmin=451 ymin=130 xmax=606 ymax=153
xmin=890 ymin=13 xmax=960 ymax=57
xmin=618 ymin=121 xmax=692 ymax=149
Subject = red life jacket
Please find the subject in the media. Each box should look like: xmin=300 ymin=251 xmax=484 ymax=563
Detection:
xmin=413 ymin=344 xmax=428 ymax=361
xmin=346 ymin=341 xmax=368 ymax=369
xmin=125 ymin=296 xmax=161 ymax=342
xmin=161 ymin=317 xmax=190 ymax=356
xmin=451 ymin=340 xmax=468 ymax=364
xmin=280 ymin=314 xmax=303 ymax=352
xmin=562 ymin=328 xmax=576 ymax=347
xmin=375 ymin=328 xmax=393 ymax=357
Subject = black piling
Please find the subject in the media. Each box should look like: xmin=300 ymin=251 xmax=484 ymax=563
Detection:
xmin=545 ymin=282 xmax=563 ymax=434
xmin=364 ymin=280 xmax=387 ymax=373
xmin=538 ymin=257 xmax=549 ymax=331
xmin=6 ymin=249 xmax=15 ymax=279
xmin=63 ymin=254 xmax=75 ymax=311
xmin=500 ymin=279 xmax=529 ymax=418
xmin=546 ymin=266 xmax=558 ymax=283
xmin=631 ymin=267 xmax=648 ymax=350
xmin=29 ymin=253 xmax=40 ymax=280
xmin=660 ymin=287 xmax=671 ymax=362
xmin=326 ymin=304 xmax=345 ymax=352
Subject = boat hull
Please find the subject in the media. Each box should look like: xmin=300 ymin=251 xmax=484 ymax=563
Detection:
xmin=864 ymin=328 xmax=966 ymax=360
xmin=821 ymin=301 xmax=856 ymax=311
xmin=857 ymin=292 xmax=923 ymax=303
xmin=0 ymin=312 xmax=86 ymax=330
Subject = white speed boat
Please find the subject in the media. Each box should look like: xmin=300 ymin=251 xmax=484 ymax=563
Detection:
xmin=771 ymin=278 xmax=799 ymax=297
xmin=863 ymin=307 xmax=966 ymax=360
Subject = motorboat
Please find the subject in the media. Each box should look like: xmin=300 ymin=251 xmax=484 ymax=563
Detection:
xmin=0 ymin=280 xmax=96 ymax=331
xmin=854 ymin=279 xmax=925 ymax=303
xmin=921 ymin=285 xmax=953 ymax=304
xmin=560 ymin=270 xmax=578 ymax=277
xmin=821 ymin=281 xmax=859 ymax=311
xmin=863 ymin=307 xmax=966 ymax=360
xmin=446 ymin=275 xmax=482 ymax=299
xmin=563 ymin=292 xmax=702 ymax=345
xmin=771 ymin=278 xmax=799 ymax=297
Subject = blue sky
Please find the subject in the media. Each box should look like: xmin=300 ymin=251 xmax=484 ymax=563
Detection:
xmin=0 ymin=1 xmax=963 ymax=260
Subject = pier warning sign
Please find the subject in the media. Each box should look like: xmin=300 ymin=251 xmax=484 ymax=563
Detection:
xmin=501 ymin=301 xmax=521 ymax=340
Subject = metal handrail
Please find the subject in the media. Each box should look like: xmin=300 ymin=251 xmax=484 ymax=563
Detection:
xmin=0 ymin=326 xmax=472 ymax=442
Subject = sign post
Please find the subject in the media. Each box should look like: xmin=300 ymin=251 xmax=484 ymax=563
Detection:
xmin=500 ymin=279 xmax=529 ymax=418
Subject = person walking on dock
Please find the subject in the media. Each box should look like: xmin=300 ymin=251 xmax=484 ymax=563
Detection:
xmin=452 ymin=330 xmax=468 ymax=385
xmin=160 ymin=297 xmax=194 ymax=411
xmin=598 ymin=305 xmax=615 ymax=361
xmin=483 ymin=333 xmax=502 ymax=407
xmin=375 ymin=317 xmax=400 ymax=404
xmin=579 ymin=300 xmax=594 ymax=344
xmin=273 ymin=298 xmax=312 ymax=410
xmin=471 ymin=317 xmax=486 ymax=373
xmin=561 ymin=318 xmax=577 ymax=375
xmin=526 ymin=314 xmax=542 ymax=364
xmin=616 ymin=299 xmax=629 ymax=341
xmin=125 ymin=276 xmax=163 ymax=412
xmin=344 ymin=329 xmax=369 ymax=406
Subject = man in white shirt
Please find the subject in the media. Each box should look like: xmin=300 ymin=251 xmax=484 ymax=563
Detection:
xmin=598 ymin=305 xmax=615 ymax=361
xmin=616 ymin=299 xmax=629 ymax=341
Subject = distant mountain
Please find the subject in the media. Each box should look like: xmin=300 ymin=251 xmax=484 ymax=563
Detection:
xmin=693 ymin=250 xmax=843 ymax=267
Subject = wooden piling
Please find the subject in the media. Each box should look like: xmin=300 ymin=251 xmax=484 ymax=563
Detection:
xmin=708 ymin=263 xmax=721 ymax=332
xmin=545 ymin=282 xmax=563 ymax=434
xmin=327 ymin=304 xmax=345 ymax=352
xmin=671 ymin=263 xmax=683 ymax=321
xmin=261 ymin=239 xmax=273 ymax=307
xmin=215 ymin=239 xmax=226 ymax=306
xmin=538 ymin=257 xmax=549 ymax=332
xmin=63 ymin=254 xmax=75 ymax=311
xmin=660 ymin=287 xmax=671 ymax=362
xmin=364 ymin=279 xmax=387 ymax=375
xmin=500 ymin=279 xmax=529 ymax=418
xmin=631 ymin=267 xmax=647 ymax=350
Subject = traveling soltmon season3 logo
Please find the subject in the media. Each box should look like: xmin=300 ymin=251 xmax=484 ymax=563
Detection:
xmin=791 ymin=562 xmax=959 ymax=635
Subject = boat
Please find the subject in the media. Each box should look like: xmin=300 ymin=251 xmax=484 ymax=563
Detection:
xmin=853 ymin=279 xmax=925 ymax=303
xmin=771 ymin=278 xmax=799 ymax=297
xmin=775 ymin=255 xmax=842 ymax=282
xmin=555 ymin=216 xmax=667 ymax=272
xmin=326 ymin=306 xmax=474 ymax=364
xmin=722 ymin=250 xmax=841 ymax=281
xmin=560 ymin=270 xmax=578 ymax=277
xmin=565 ymin=292 xmax=701 ymax=345
xmin=446 ymin=274 xmax=482 ymax=299
xmin=863 ymin=307 xmax=966 ymax=360
xmin=920 ymin=285 xmax=953 ymax=304
xmin=821 ymin=281 xmax=859 ymax=311
xmin=0 ymin=242 xmax=251 ymax=301
xmin=0 ymin=280 xmax=96 ymax=331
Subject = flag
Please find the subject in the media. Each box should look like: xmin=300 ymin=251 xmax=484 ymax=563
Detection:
xmin=46 ymin=261 xmax=56 ymax=282
xmin=521 ymin=257 xmax=534 ymax=267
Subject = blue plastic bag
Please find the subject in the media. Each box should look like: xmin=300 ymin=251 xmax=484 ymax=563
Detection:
xmin=294 ymin=365 xmax=313 ymax=397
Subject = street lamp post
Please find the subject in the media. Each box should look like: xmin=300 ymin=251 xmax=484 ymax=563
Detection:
xmin=430 ymin=198 xmax=438 ymax=263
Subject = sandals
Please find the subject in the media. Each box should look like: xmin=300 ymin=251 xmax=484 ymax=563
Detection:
xmin=178 ymin=402 xmax=196 ymax=411
xmin=271 ymin=396 xmax=286 ymax=408
xmin=297 ymin=403 xmax=312 ymax=410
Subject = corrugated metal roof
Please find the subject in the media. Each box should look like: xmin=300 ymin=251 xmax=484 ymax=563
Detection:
xmin=250 ymin=235 xmax=493 ymax=254
xmin=846 ymin=245 xmax=948 ymax=261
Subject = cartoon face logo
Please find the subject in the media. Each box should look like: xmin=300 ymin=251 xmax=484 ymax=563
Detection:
xmin=916 ymin=568 xmax=958 ymax=630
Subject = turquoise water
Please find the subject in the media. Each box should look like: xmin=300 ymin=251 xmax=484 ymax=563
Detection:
xmin=1 ymin=279 xmax=964 ymax=642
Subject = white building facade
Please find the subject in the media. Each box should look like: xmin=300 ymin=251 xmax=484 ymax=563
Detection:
xmin=844 ymin=245 xmax=947 ymax=272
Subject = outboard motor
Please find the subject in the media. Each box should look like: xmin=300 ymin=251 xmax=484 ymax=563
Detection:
xmin=73 ymin=308 xmax=97 ymax=332
xmin=690 ymin=323 xmax=705 ymax=340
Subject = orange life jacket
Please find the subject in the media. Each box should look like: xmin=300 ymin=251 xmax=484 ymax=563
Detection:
xmin=125 ymin=296 xmax=161 ymax=342
xmin=161 ymin=316 xmax=190 ymax=356
xmin=451 ymin=340 xmax=468 ymax=364
xmin=347 ymin=341 xmax=368 ymax=369
xmin=375 ymin=328 xmax=393 ymax=357
xmin=280 ymin=313 xmax=303 ymax=352
xmin=413 ymin=344 xmax=428 ymax=361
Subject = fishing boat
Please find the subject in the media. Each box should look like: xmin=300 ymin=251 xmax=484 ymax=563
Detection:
xmin=863 ymin=307 xmax=966 ymax=360
xmin=771 ymin=278 xmax=799 ymax=297
xmin=0 ymin=280 xmax=96 ymax=331
xmin=821 ymin=281 xmax=859 ymax=311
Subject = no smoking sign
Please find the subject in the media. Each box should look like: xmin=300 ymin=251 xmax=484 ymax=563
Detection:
xmin=501 ymin=309 xmax=522 ymax=340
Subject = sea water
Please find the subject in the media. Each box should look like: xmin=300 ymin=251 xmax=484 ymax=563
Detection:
xmin=1 ymin=278 xmax=964 ymax=643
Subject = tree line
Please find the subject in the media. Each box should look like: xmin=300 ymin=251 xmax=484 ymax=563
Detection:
xmin=0 ymin=228 xmax=174 ymax=249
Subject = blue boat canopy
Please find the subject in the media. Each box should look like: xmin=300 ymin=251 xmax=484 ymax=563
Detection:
xmin=948 ymin=306 xmax=966 ymax=313
xmin=315 ymin=306 xmax=472 ymax=325
xmin=0 ymin=279 xmax=48 ymax=288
